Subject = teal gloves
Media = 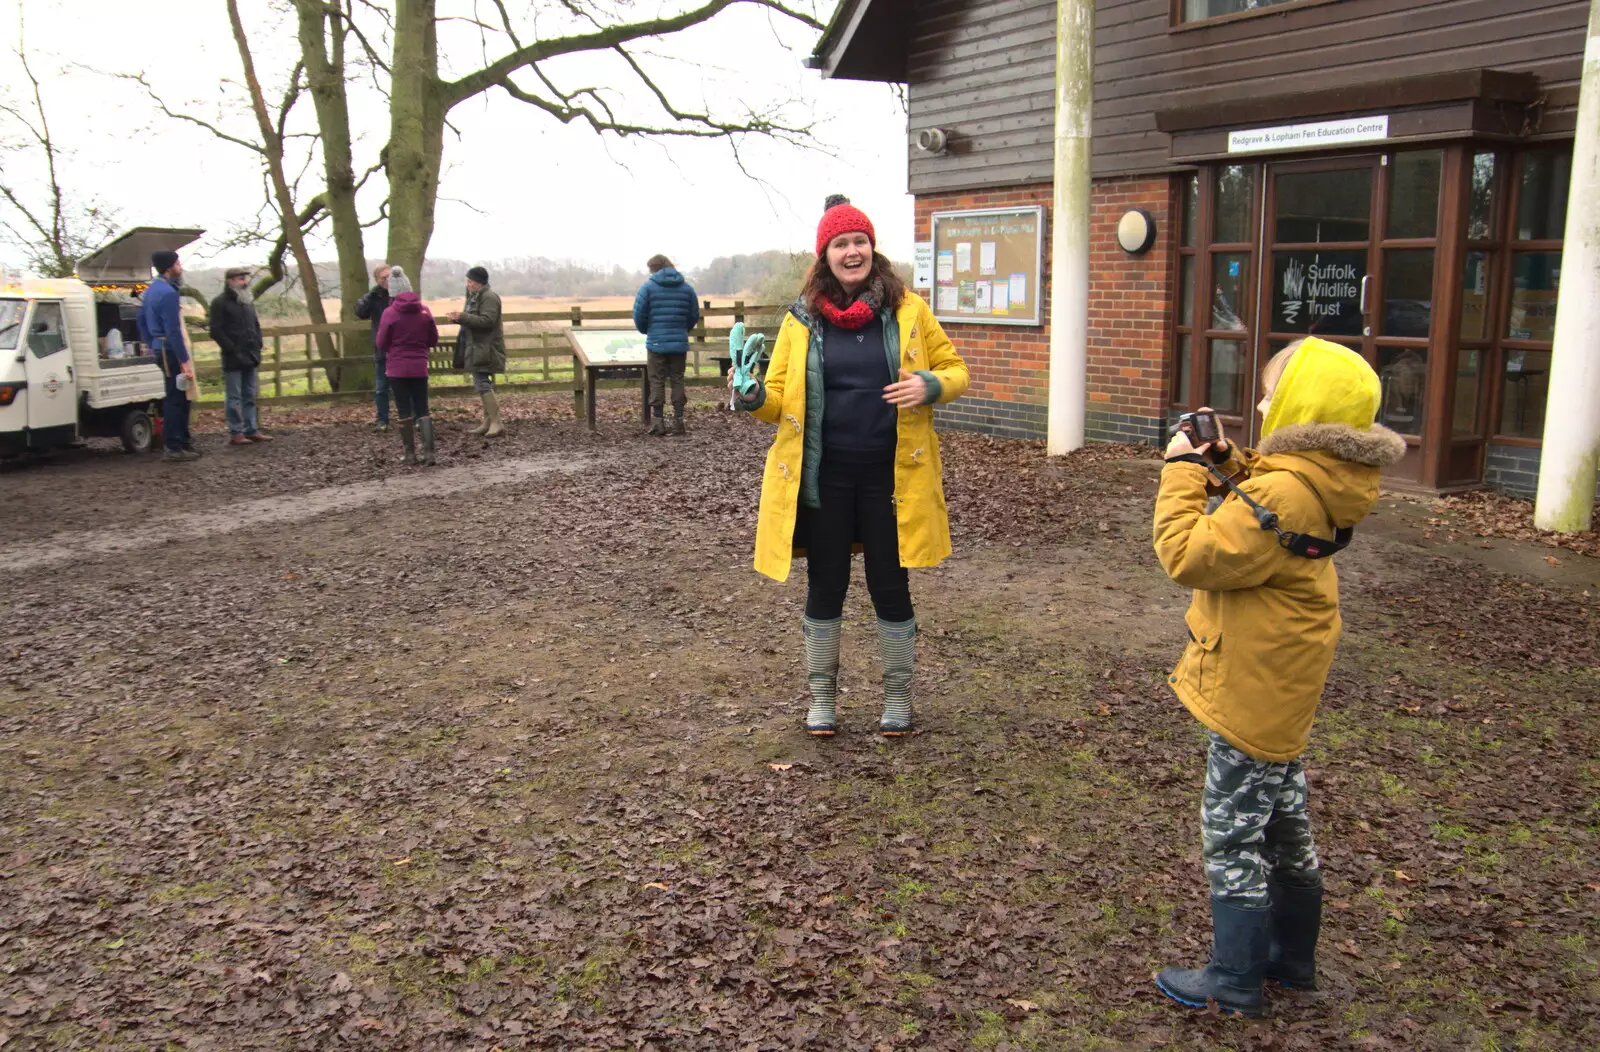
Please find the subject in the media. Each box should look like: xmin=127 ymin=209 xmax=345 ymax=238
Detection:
xmin=728 ymin=321 xmax=766 ymax=408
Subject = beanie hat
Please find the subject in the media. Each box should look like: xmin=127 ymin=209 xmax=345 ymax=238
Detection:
xmin=466 ymin=265 xmax=489 ymax=284
xmin=388 ymin=265 xmax=414 ymax=296
xmin=815 ymin=194 xmax=875 ymax=256
xmin=151 ymin=250 xmax=179 ymax=274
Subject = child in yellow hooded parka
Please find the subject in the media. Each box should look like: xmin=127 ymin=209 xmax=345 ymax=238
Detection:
xmin=1152 ymin=337 xmax=1406 ymax=1017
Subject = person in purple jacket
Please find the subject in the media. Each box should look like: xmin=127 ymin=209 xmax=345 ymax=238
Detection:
xmin=375 ymin=266 xmax=439 ymax=466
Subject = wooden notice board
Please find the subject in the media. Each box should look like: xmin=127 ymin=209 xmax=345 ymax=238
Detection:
xmin=929 ymin=205 xmax=1045 ymax=326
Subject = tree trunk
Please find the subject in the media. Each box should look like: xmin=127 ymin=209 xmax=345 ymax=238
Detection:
xmin=297 ymin=0 xmax=372 ymax=391
xmin=385 ymin=0 xmax=445 ymax=286
xmin=226 ymin=0 xmax=339 ymax=379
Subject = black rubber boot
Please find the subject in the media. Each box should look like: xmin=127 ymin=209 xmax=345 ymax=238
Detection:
xmin=670 ymin=407 xmax=687 ymax=436
xmin=646 ymin=409 xmax=666 ymax=437
xmin=417 ymin=416 xmax=437 ymax=466
xmin=1157 ymin=898 xmax=1270 ymax=1017
xmin=398 ymin=417 xmax=418 ymax=466
xmin=1264 ymin=879 xmax=1322 ymax=990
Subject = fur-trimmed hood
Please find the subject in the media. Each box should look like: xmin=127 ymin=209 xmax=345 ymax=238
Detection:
xmin=1252 ymin=422 xmax=1405 ymax=530
xmin=1256 ymin=421 xmax=1407 ymax=467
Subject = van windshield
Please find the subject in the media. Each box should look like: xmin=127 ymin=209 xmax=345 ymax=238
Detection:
xmin=0 ymin=300 xmax=23 ymax=350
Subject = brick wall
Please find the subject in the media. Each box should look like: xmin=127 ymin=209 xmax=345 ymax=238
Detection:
xmin=1087 ymin=176 xmax=1173 ymax=445
xmin=914 ymin=177 xmax=1173 ymax=446
xmin=1485 ymin=443 xmax=1600 ymax=500
xmin=914 ymin=185 xmax=1055 ymax=442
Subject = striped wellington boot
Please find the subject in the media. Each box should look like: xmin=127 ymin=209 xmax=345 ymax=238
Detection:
xmin=877 ymin=617 xmax=917 ymax=736
xmin=802 ymin=616 xmax=842 ymax=736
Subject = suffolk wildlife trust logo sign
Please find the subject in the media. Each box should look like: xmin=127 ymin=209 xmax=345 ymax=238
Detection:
xmin=1273 ymin=252 xmax=1365 ymax=337
xmin=1281 ymin=260 xmax=1306 ymax=325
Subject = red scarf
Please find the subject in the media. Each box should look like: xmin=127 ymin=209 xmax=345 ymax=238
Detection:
xmin=814 ymin=277 xmax=884 ymax=331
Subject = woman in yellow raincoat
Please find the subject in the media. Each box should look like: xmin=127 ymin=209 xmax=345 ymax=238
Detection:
xmin=733 ymin=195 xmax=969 ymax=737
xmin=1152 ymin=337 xmax=1404 ymax=1017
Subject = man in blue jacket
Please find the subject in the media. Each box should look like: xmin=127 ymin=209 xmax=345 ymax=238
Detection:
xmin=632 ymin=254 xmax=700 ymax=436
xmin=138 ymin=250 xmax=199 ymax=462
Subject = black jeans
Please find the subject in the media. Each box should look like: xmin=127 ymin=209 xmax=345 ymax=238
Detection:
xmin=391 ymin=376 xmax=430 ymax=418
xmin=802 ymin=456 xmax=913 ymax=622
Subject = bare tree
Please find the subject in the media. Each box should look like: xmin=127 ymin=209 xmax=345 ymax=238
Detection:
xmin=0 ymin=8 xmax=118 ymax=278
xmin=377 ymin=0 xmax=825 ymax=279
xmin=122 ymin=5 xmax=352 ymax=376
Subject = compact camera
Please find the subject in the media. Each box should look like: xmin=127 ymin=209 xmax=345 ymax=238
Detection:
xmin=1171 ymin=409 xmax=1221 ymax=445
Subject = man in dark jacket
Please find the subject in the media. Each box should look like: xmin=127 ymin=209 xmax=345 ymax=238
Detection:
xmin=632 ymin=254 xmax=700 ymax=435
xmin=354 ymin=263 xmax=393 ymax=431
xmin=208 ymin=267 xmax=271 ymax=445
xmin=447 ymin=266 xmax=506 ymax=437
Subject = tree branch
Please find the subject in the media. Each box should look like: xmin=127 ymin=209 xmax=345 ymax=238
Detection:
xmin=275 ymin=61 xmax=305 ymax=142
xmin=252 ymin=194 xmax=328 ymax=299
xmin=442 ymin=0 xmax=824 ymax=110
xmin=114 ymin=71 xmax=265 ymax=154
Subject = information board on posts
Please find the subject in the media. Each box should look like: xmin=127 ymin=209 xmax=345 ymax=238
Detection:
xmin=929 ymin=206 xmax=1045 ymax=327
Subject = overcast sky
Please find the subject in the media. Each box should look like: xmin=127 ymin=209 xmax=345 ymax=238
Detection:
xmin=0 ymin=0 xmax=913 ymax=275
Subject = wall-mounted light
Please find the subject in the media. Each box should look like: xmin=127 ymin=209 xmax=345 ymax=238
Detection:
xmin=914 ymin=128 xmax=948 ymax=155
xmin=1116 ymin=209 xmax=1157 ymax=255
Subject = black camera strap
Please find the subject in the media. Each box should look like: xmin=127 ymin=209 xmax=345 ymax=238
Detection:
xmin=1200 ymin=463 xmax=1352 ymax=560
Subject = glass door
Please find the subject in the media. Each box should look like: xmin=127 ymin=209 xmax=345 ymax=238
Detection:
xmin=1248 ymin=157 xmax=1382 ymax=446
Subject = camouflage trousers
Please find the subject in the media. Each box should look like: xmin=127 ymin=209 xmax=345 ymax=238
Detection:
xmin=1201 ymin=732 xmax=1321 ymax=906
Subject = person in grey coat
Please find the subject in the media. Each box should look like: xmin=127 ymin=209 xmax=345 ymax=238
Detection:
xmin=447 ymin=265 xmax=506 ymax=437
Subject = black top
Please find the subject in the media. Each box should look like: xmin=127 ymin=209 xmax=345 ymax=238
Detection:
xmin=821 ymin=316 xmax=896 ymax=462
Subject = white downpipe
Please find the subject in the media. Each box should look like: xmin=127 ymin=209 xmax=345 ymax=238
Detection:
xmin=1534 ymin=0 xmax=1600 ymax=531
xmin=1047 ymin=0 xmax=1093 ymax=455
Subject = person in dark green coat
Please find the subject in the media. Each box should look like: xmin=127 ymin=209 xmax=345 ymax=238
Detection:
xmin=448 ymin=265 xmax=506 ymax=437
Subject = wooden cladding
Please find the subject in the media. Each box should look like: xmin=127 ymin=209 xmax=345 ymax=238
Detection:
xmin=907 ymin=0 xmax=1058 ymax=195
xmin=899 ymin=0 xmax=1588 ymax=192
xmin=1099 ymin=0 xmax=1587 ymax=176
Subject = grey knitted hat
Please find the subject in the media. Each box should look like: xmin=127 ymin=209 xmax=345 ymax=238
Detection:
xmin=387 ymin=265 xmax=413 ymax=296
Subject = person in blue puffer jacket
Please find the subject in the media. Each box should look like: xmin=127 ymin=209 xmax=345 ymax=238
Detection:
xmin=632 ymin=254 xmax=700 ymax=435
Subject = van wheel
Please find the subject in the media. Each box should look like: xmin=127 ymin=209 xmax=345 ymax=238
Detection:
xmin=121 ymin=409 xmax=154 ymax=453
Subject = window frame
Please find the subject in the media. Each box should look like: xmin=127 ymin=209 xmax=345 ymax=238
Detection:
xmin=1168 ymin=165 xmax=1260 ymax=415
xmin=1488 ymin=145 xmax=1569 ymax=445
xmin=1170 ymin=0 xmax=1343 ymax=31
xmin=25 ymin=301 xmax=68 ymax=359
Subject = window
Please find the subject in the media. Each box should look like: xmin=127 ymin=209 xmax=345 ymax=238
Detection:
xmin=1170 ymin=166 xmax=1259 ymax=412
xmin=1373 ymin=151 xmax=1442 ymax=437
xmin=0 ymin=300 xmax=23 ymax=350
xmin=1179 ymin=0 xmax=1317 ymax=25
xmin=1172 ymin=173 xmax=1198 ymax=407
xmin=26 ymin=302 xmax=66 ymax=358
xmin=1454 ymin=151 xmax=1501 ymax=438
xmin=1491 ymin=146 xmax=1567 ymax=440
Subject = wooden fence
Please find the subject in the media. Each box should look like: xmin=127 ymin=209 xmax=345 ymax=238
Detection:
xmin=183 ymin=301 xmax=787 ymax=403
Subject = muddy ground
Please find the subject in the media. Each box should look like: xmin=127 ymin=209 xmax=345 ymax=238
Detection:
xmin=2 ymin=390 xmax=1596 ymax=1051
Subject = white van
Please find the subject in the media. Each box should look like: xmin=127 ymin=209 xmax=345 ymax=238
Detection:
xmin=0 ymin=227 xmax=203 ymax=457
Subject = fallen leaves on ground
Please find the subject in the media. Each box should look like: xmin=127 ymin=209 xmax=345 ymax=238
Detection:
xmin=0 ymin=391 xmax=1595 ymax=1050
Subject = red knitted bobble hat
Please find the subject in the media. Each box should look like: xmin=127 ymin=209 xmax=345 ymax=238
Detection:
xmin=815 ymin=194 xmax=876 ymax=256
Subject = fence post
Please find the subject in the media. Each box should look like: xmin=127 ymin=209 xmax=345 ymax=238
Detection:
xmin=273 ymin=334 xmax=282 ymax=398
xmin=571 ymin=305 xmax=583 ymax=418
xmin=305 ymin=333 xmax=313 ymax=394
